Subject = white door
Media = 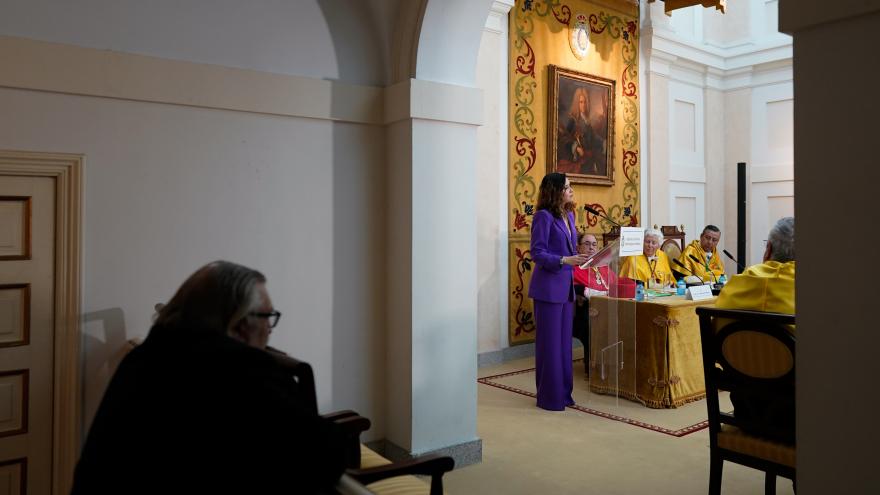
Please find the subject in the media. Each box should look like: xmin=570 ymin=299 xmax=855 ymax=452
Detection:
xmin=0 ymin=175 xmax=56 ymax=495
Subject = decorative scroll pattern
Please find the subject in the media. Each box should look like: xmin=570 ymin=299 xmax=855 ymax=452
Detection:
xmin=509 ymin=0 xmax=640 ymax=344
xmin=512 ymin=247 xmax=535 ymax=337
xmin=515 ymin=38 xmax=536 ymax=77
xmin=512 ymin=1 xmax=573 ymax=230
xmin=583 ymin=203 xmax=606 ymax=228
xmin=588 ymin=10 xmax=641 ymax=229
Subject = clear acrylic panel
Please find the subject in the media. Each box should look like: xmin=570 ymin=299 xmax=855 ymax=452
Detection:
xmin=578 ymin=238 xmax=637 ymax=417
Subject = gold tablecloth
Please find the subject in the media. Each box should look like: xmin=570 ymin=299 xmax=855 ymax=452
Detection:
xmin=588 ymin=295 xmax=716 ymax=408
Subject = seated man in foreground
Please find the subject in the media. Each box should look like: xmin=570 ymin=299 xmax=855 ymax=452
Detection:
xmin=716 ymin=217 xmax=794 ymax=314
xmin=677 ymin=224 xmax=726 ymax=283
xmin=715 ymin=217 xmax=795 ymax=442
xmin=72 ymin=261 xmax=347 ymax=494
xmin=618 ymin=227 xmax=675 ymax=288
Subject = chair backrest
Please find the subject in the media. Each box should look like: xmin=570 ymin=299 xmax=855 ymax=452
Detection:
xmin=266 ymin=346 xmax=319 ymax=414
xmin=655 ymin=224 xmax=685 ymax=260
xmin=695 ymin=306 xmax=795 ymax=440
xmin=602 ymin=225 xmax=621 ymax=247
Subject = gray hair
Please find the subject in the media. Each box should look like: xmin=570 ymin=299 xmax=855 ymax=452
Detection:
xmin=154 ymin=261 xmax=267 ymax=334
xmin=767 ymin=217 xmax=795 ymax=262
xmin=644 ymin=228 xmax=663 ymax=241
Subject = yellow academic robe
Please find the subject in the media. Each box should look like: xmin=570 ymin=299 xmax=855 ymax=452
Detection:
xmin=618 ymin=251 xmax=675 ymax=287
xmin=715 ymin=260 xmax=795 ymax=315
xmin=677 ymin=240 xmax=725 ymax=282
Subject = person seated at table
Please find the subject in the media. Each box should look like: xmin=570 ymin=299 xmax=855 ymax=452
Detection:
xmin=572 ymin=233 xmax=618 ymax=374
xmin=716 ymin=217 xmax=794 ymax=315
xmin=677 ymin=224 xmax=725 ymax=282
xmin=715 ymin=216 xmax=795 ymax=443
xmin=618 ymin=228 xmax=675 ymax=288
xmin=573 ymin=233 xmax=617 ymax=299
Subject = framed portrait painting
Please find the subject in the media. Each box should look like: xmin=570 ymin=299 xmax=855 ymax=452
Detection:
xmin=547 ymin=65 xmax=615 ymax=186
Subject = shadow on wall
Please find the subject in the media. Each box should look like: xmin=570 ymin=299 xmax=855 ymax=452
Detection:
xmin=316 ymin=0 xmax=389 ymax=86
xmin=81 ymin=307 xmax=128 ymax=437
xmin=316 ymin=0 xmax=389 ymax=440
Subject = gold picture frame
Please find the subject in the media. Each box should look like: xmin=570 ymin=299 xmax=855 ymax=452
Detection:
xmin=547 ymin=65 xmax=615 ymax=186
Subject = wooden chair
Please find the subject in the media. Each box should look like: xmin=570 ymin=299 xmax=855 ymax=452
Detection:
xmin=695 ymin=307 xmax=796 ymax=495
xmin=268 ymin=350 xmax=455 ymax=495
xmin=656 ymin=224 xmax=686 ymax=260
xmin=602 ymin=225 xmax=621 ymax=247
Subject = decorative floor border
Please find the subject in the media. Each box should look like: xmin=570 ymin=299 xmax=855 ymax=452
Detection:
xmin=478 ymin=361 xmax=709 ymax=438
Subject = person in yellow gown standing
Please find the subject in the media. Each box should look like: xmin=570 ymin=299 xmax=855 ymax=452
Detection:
xmin=677 ymin=225 xmax=725 ymax=282
xmin=618 ymin=228 xmax=675 ymax=288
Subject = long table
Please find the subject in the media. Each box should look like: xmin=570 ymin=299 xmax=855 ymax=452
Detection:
xmin=587 ymin=295 xmax=716 ymax=408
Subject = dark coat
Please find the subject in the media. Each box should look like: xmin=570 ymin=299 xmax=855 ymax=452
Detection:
xmin=71 ymin=324 xmax=346 ymax=494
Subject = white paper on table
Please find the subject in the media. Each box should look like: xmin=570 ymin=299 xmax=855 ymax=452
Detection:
xmin=687 ymin=284 xmax=714 ymax=301
xmin=618 ymin=227 xmax=645 ymax=257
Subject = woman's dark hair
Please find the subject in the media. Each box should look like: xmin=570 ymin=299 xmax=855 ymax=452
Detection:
xmin=536 ymin=172 xmax=574 ymax=218
xmin=154 ymin=261 xmax=266 ymax=334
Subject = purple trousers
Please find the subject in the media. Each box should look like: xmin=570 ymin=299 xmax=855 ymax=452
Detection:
xmin=533 ymin=299 xmax=575 ymax=411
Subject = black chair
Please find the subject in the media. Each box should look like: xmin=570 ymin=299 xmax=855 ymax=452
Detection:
xmin=695 ymin=307 xmax=796 ymax=495
xmin=267 ymin=349 xmax=455 ymax=495
xmin=601 ymin=225 xmax=621 ymax=247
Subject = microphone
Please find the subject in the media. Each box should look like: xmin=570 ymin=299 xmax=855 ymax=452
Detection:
xmin=689 ymin=254 xmax=718 ymax=284
xmin=672 ymin=258 xmax=692 ymax=273
xmin=722 ymin=249 xmax=745 ymax=271
xmin=672 ymin=258 xmax=696 ymax=277
xmin=584 ymin=205 xmax=622 ymax=228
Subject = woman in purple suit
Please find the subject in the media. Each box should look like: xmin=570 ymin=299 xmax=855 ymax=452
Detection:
xmin=529 ymin=173 xmax=588 ymax=410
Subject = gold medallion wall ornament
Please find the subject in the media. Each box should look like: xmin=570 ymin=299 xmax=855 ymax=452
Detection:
xmin=569 ymin=13 xmax=590 ymax=60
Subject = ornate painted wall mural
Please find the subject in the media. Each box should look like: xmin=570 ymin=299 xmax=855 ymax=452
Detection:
xmin=508 ymin=0 xmax=640 ymax=344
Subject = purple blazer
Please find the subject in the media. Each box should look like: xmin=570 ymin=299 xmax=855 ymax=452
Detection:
xmin=528 ymin=209 xmax=577 ymax=303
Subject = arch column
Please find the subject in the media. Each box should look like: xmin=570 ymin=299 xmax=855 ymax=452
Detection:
xmin=384 ymin=78 xmax=482 ymax=460
xmin=382 ymin=0 xmax=494 ymax=464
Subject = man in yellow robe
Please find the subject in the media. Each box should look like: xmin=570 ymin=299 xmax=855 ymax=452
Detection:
xmin=677 ymin=225 xmax=725 ymax=282
xmin=715 ymin=217 xmax=794 ymax=443
xmin=716 ymin=217 xmax=794 ymax=315
xmin=619 ymin=228 xmax=675 ymax=287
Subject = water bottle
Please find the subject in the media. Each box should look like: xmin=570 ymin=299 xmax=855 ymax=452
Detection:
xmin=635 ymin=281 xmax=645 ymax=301
xmin=718 ymin=274 xmax=727 ymax=286
xmin=676 ymin=278 xmax=686 ymax=296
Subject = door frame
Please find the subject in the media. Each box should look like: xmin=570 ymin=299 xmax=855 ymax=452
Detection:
xmin=0 ymin=150 xmax=82 ymax=495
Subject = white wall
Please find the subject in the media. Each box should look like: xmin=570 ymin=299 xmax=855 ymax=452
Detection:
xmin=475 ymin=1 xmax=512 ymax=354
xmin=0 ymin=0 xmax=394 ymax=441
xmin=644 ymin=1 xmax=793 ymax=271
xmin=0 ymin=0 xmax=389 ymax=86
xmin=0 ymin=0 xmax=499 ymax=461
xmin=780 ymin=2 xmax=880 ymax=491
xmin=0 ymin=85 xmax=389 ymax=436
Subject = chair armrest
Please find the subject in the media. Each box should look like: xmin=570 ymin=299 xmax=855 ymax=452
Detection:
xmin=335 ymin=473 xmax=377 ymax=495
xmin=347 ymin=454 xmax=455 ymax=495
xmin=323 ymin=412 xmax=371 ymax=469
xmin=332 ymin=415 xmax=372 ymax=438
xmin=323 ymin=410 xmax=362 ymax=422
